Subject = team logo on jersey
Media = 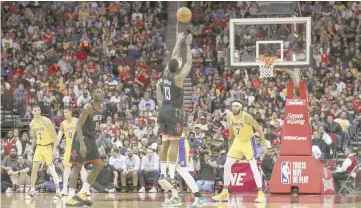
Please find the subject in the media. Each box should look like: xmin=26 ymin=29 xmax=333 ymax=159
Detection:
xmin=281 ymin=161 xmax=291 ymax=184
xmin=93 ymin=115 xmax=102 ymax=121
xmin=34 ymin=127 xmax=45 ymax=132
xmin=231 ymin=122 xmax=244 ymax=127
xmin=71 ymin=150 xmax=79 ymax=159
xmin=175 ymin=123 xmax=181 ymax=133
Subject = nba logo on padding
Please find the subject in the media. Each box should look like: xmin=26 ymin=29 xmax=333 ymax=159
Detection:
xmin=281 ymin=161 xmax=291 ymax=184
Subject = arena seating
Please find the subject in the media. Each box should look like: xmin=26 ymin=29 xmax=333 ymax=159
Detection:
xmin=1 ymin=1 xmax=361 ymax=193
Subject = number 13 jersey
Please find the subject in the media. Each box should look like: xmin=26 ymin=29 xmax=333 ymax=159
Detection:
xmin=162 ymin=75 xmax=183 ymax=109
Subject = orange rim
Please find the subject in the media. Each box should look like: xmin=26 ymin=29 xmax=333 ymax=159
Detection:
xmin=256 ymin=57 xmax=278 ymax=67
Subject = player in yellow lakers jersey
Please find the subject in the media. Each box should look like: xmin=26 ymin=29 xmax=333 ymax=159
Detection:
xmin=212 ymin=100 xmax=267 ymax=203
xmin=55 ymin=108 xmax=88 ymax=196
xmin=26 ymin=105 xmax=61 ymax=200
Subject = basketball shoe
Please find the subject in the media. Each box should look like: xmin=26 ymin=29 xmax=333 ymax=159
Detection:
xmin=162 ymin=196 xmax=182 ymax=207
xmin=73 ymin=192 xmax=92 ymax=206
xmin=254 ymin=190 xmax=266 ymax=203
xmin=192 ymin=197 xmax=208 ymax=207
xmin=65 ymin=198 xmax=85 ymax=207
xmin=212 ymin=189 xmax=230 ymax=201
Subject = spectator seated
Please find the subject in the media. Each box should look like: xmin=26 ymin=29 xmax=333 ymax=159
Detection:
xmin=92 ymin=156 xmax=118 ymax=193
xmin=121 ymin=148 xmax=140 ymax=192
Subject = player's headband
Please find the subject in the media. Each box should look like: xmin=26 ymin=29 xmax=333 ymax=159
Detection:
xmin=232 ymin=100 xmax=242 ymax=107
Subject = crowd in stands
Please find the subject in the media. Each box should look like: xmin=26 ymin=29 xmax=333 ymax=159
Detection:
xmin=187 ymin=1 xmax=361 ymax=158
xmin=1 ymin=1 xmax=361 ymax=193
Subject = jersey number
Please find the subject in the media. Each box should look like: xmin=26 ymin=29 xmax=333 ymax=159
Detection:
xmin=164 ymin=86 xmax=171 ymax=100
xmin=236 ymin=128 xmax=240 ymax=135
xmin=69 ymin=132 xmax=73 ymax=139
xmin=38 ymin=133 xmax=43 ymax=140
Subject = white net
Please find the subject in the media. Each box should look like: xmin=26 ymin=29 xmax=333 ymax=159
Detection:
xmin=259 ymin=64 xmax=275 ymax=78
xmin=256 ymin=57 xmax=278 ymax=78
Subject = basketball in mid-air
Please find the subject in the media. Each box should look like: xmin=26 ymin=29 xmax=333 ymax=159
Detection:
xmin=177 ymin=7 xmax=192 ymax=23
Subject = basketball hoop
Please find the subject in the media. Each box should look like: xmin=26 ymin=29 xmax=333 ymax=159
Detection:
xmin=256 ymin=57 xmax=279 ymax=78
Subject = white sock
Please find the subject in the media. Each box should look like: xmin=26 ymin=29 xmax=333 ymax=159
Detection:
xmin=69 ymin=188 xmax=76 ymax=198
xmin=171 ymin=188 xmax=178 ymax=198
xmin=177 ymin=167 xmax=199 ymax=193
xmin=169 ymin=162 xmax=177 ymax=179
xmin=80 ymin=182 xmax=90 ymax=193
xmin=62 ymin=166 xmax=71 ymax=192
xmin=223 ymin=157 xmax=238 ymax=187
xmin=250 ymin=159 xmax=263 ymax=189
xmin=160 ymin=161 xmax=167 ymax=176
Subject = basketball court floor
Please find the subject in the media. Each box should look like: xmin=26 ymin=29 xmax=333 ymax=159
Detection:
xmin=1 ymin=193 xmax=360 ymax=208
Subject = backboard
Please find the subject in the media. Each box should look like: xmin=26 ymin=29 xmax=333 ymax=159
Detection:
xmin=229 ymin=17 xmax=312 ymax=69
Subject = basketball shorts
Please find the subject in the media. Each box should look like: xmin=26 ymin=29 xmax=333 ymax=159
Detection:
xmin=158 ymin=105 xmax=183 ymax=137
xmin=63 ymin=145 xmax=72 ymax=167
xmin=33 ymin=144 xmax=53 ymax=166
xmin=69 ymin=133 xmax=101 ymax=166
xmin=227 ymin=137 xmax=255 ymax=161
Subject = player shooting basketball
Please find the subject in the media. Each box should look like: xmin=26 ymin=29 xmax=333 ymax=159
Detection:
xmin=274 ymin=68 xmax=305 ymax=100
xmin=156 ymin=32 xmax=207 ymax=207
xmin=275 ymin=68 xmax=300 ymax=88
xmin=212 ymin=100 xmax=266 ymax=203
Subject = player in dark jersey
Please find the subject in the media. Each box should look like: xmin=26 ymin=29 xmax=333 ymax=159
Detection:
xmin=66 ymin=86 xmax=104 ymax=206
xmin=156 ymin=33 xmax=207 ymax=207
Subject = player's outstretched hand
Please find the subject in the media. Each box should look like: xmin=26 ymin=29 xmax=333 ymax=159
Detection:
xmin=186 ymin=34 xmax=193 ymax=46
xmin=177 ymin=32 xmax=185 ymax=42
xmin=79 ymin=142 xmax=86 ymax=157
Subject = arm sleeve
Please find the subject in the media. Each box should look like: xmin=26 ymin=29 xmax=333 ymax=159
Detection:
xmin=323 ymin=134 xmax=332 ymax=146
xmin=134 ymin=156 xmax=140 ymax=171
xmin=150 ymin=100 xmax=156 ymax=111
xmin=153 ymin=155 xmax=160 ymax=170
xmin=16 ymin=140 xmax=22 ymax=155
xmin=156 ymin=79 xmax=164 ymax=107
xmin=337 ymin=158 xmax=352 ymax=173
